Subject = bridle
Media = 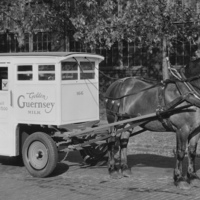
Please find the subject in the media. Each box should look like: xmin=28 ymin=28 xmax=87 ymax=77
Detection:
xmin=167 ymin=58 xmax=200 ymax=101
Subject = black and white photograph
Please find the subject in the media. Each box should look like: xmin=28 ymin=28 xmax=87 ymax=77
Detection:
xmin=1 ymin=0 xmax=200 ymax=199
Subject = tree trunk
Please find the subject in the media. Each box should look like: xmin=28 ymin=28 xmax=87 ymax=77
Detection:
xmin=117 ymin=0 xmax=123 ymax=70
xmin=162 ymin=36 xmax=169 ymax=80
xmin=118 ymin=41 xmax=123 ymax=69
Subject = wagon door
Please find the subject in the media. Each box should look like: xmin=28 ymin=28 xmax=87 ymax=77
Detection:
xmin=60 ymin=58 xmax=100 ymax=124
xmin=0 ymin=65 xmax=15 ymax=156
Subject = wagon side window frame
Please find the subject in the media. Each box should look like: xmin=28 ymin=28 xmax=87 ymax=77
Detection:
xmin=0 ymin=67 xmax=8 ymax=91
xmin=38 ymin=64 xmax=56 ymax=81
xmin=61 ymin=59 xmax=97 ymax=82
xmin=61 ymin=61 xmax=78 ymax=81
xmin=17 ymin=65 xmax=33 ymax=81
xmin=80 ymin=61 xmax=95 ymax=80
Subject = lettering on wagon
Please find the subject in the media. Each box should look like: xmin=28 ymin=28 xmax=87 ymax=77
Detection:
xmin=17 ymin=92 xmax=55 ymax=114
xmin=0 ymin=101 xmax=8 ymax=111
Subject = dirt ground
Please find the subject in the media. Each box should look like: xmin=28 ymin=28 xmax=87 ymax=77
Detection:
xmin=1 ymin=139 xmax=200 ymax=200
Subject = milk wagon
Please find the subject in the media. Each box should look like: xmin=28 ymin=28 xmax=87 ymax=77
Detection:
xmin=0 ymin=52 xmax=194 ymax=180
xmin=0 ymin=52 xmax=110 ymax=177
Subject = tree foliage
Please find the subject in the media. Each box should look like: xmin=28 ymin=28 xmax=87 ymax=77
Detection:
xmin=71 ymin=0 xmax=200 ymax=51
xmin=70 ymin=0 xmax=200 ymax=76
xmin=0 ymin=0 xmax=200 ymax=61
xmin=0 ymin=0 xmax=74 ymax=51
xmin=0 ymin=0 xmax=48 ymax=49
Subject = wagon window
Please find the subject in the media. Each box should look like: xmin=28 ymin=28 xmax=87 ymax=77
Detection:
xmin=0 ymin=67 xmax=8 ymax=90
xmin=61 ymin=62 xmax=78 ymax=80
xmin=38 ymin=65 xmax=55 ymax=81
xmin=80 ymin=62 xmax=95 ymax=80
xmin=17 ymin=65 xmax=33 ymax=81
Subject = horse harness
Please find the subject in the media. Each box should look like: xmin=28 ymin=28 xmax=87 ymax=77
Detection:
xmin=156 ymin=83 xmax=175 ymax=131
xmin=106 ymin=69 xmax=200 ymax=133
xmin=157 ymin=67 xmax=200 ymax=131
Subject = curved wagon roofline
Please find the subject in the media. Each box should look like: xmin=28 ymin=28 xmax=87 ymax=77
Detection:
xmin=0 ymin=52 xmax=104 ymax=61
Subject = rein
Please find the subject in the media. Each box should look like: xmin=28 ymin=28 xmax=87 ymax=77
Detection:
xmin=178 ymin=74 xmax=200 ymax=82
xmin=168 ymin=60 xmax=200 ymax=101
xmin=104 ymin=81 xmax=161 ymax=100
xmin=73 ymin=56 xmax=162 ymax=102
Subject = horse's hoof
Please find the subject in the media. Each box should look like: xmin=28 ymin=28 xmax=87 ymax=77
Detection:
xmin=109 ymin=169 xmax=122 ymax=179
xmin=122 ymin=168 xmax=132 ymax=177
xmin=189 ymin=176 xmax=200 ymax=186
xmin=187 ymin=173 xmax=200 ymax=185
xmin=190 ymin=178 xmax=200 ymax=186
xmin=175 ymin=181 xmax=191 ymax=190
xmin=121 ymin=164 xmax=132 ymax=177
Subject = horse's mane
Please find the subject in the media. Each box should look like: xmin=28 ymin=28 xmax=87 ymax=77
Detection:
xmin=137 ymin=77 xmax=160 ymax=84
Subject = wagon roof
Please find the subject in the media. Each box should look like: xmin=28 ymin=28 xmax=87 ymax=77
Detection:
xmin=0 ymin=52 xmax=104 ymax=60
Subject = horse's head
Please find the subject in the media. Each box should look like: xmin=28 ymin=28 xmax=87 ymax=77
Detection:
xmin=184 ymin=58 xmax=200 ymax=93
xmin=185 ymin=58 xmax=200 ymax=78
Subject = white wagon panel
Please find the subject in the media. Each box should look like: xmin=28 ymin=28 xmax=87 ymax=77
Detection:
xmin=61 ymin=82 xmax=99 ymax=124
xmin=0 ymin=52 xmax=104 ymax=157
xmin=14 ymin=85 xmax=57 ymax=124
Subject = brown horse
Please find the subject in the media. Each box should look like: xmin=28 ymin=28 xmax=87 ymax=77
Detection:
xmin=105 ymin=58 xmax=200 ymax=189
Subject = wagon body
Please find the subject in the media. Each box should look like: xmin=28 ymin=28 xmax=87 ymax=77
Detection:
xmin=0 ymin=52 xmax=104 ymax=157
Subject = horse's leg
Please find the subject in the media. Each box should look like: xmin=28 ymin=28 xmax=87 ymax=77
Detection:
xmin=107 ymin=127 xmax=121 ymax=178
xmin=187 ymin=133 xmax=200 ymax=184
xmin=174 ymin=127 xmax=190 ymax=189
xmin=120 ymin=129 xmax=132 ymax=177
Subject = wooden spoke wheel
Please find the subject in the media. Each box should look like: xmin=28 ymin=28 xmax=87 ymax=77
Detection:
xmin=22 ymin=132 xmax=58 ymax=178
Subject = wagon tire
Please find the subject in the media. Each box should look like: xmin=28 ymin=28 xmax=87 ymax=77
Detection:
xmin=22 ymin=132 xmax=58 ymax=178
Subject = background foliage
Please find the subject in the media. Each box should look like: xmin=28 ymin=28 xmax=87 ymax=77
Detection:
xmin=0 ymin=0 xmax=200 ymax=71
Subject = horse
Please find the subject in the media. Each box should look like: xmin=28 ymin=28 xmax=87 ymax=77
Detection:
xmin=105 ymin=58 xmax=200 ymax=189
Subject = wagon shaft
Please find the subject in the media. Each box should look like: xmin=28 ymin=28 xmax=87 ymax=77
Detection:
xmin=54 ymin=103 xmax=192 ymax=154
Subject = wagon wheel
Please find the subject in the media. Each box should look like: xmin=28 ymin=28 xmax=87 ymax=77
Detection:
xmin=22 ymin=132 xmax=58 ymax=178
xmin=79 ymin=129 xmax=109 ymax=166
